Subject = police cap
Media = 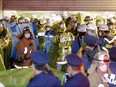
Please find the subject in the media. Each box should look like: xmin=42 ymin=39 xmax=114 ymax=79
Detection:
xmin=84 ymin=35 xmax=98 ymax=47
xmin=109 ymin=47 xmax=116 ymax=61
xmin=65 ymin=54 xmax=82 ymax=67
xmin=31 ymin=51 xmax=50 ymax=65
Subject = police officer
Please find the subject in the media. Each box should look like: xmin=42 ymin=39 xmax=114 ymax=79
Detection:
xmin=109 ymin=47 xmax=116 ymax=87
xmin=109 ymin=47 xmax=116 ymax=74
xmin=44 ymin=20 xmax=55 ymax=53
xmin=83 ymin=35 xmax=100 ymax=73
xmin=27 ymin=51 xmax=61 ymax=87
xmin=64 ymin=54 xmax=90 ymax=87
xmin=98 ymin=24 xmax=113 ymax=50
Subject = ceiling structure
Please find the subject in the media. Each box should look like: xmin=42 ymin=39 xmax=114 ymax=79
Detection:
xmin=3 ymin=0 xmax=116 ymax=11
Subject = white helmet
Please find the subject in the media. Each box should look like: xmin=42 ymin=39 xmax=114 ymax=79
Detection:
xmin=87 ymin=23 xmax=96 ymax=30
xmin=77 ymin=24 xmax=87 ymax=32
xmin=4 ymin=16 xmax=10 ymax=20
xmin=94 ymin=50 xmax=109 ymax=61
xmin=87 ymin=50 xmax=109 ymax=74
xmin=59 ymin=22 xmax=66 ymax=29
xmin=31 ymin=15 xmax=37 ymax=19
xmin=25 ymin=17 xmax=30 ymax=21
xmin=0 ymin=82 xmax=5 ymax=87
xmin=40 ymin=19 xmax=47 ymax=25
xmin=99 ymin=25 xmax=109 ymax=31
xmin=46 ymin=20 xmax=53 ymax=27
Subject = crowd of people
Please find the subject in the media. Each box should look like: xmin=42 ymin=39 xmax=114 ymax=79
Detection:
xmin=0 ymin=13 xmax=116 ymax=87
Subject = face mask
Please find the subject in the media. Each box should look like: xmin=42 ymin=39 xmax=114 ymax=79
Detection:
xmin=60 ymin=24 xmax=64 ymax=29
xmin=109 ymin=26 xmax=113 ymax=29
xmin=46 ymin=27 xmax=51 ymax=31
xmin=24 ymin=33 xmax=30 ymax=39
xmin=19 ymin=19 xmax=23 ymax=23
xmin=74 ymin=23 xmax=77 ymax=27
xmin=99 ymin=32 xmax=102 ymax=36
xmin=98 ymin=64 xmax=107 ymax=72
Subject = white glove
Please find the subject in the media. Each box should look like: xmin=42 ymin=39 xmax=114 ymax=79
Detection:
xmin=24 ymin=47 xmax=28 ymax=54
xmin=0 ymin=82 xmax=5 ymax=87
xmin=104 ymin=38 xmax=114 ymax=44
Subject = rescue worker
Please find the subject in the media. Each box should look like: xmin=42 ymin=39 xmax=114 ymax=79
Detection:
xmin=36 ymin=18 xmax=46 ymax=51
xmin=107 ymin=22 xmax=116 ymax=37
xmin=16 ymin=17 xmax=25 ymax=35
xmin=72 ymin=24 xmax=87 ymax=54
xmin=64 ymin=54 xmax=90 ymax=87
xmin=86 ymin=23 xmax=97 ymax=37
xmin=10 ymin=22 xmax=20 ymax=68
xmin=84 ymin=16 xmax=93 ymax=25
xmin=98 ymin=24 xmax=113 ymax=50
xmin=88 ymin=50 xmax=111 ymax=87
xmin=0 ymin=22 xmax=11 ymax=48
xmin=3 ymin=15 xmax=17 ymax=29
xmin=96 ymin=19 xmax=103 ymax=30
xmin=27 ymin=51 xmax=61 ymax=87
xmin=14 ymin=26 xmax=36 ymax=67
xmin=16 ymin=17 xmax=35 ymax=42
xmin=9 ymin=15 xmax=17 ymax=26
xmin=2 ymin=16 xmax=11 ymax=29
xmin=66 ymin=16 xmax=78 ymax=36
xmin=30 ymin=17 xmax=39 ymax=50
xmin=44 ymin=20 xmax=55 ymax=53
xmin=0 ymin=22 xmax=12 ymax=69
xmin=52 ymin=21 xmax=74 ymax=71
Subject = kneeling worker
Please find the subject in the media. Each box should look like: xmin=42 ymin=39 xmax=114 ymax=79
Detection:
xmin=27 ymin=51 xmax=61 ymax=87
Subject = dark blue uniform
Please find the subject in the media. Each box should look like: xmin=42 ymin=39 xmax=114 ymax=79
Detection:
xmin=110 ymin=61 xmax=116 ymax=74
xmin=27 ymin=72 xmax=61 ymax=87
xmin=64 ymin=72 xmax=89 ymax=87
xmin=109 ymin=61 xmax=116 ymax=87
xmin=64 ymin=54 xmax=90 ymax=87
xmin=83 ymin=35 xmax=100 ymax=71
xmin=27 ymin=51 xmax=61 ymax=87
xmin=72 ymin=37 xmax=82 ymax=54
xmin=109 ymin=47 xmax=116 ymax=87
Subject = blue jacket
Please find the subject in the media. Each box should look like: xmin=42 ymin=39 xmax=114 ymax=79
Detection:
xmin=27 ymin=72 xmax=61 ymax=87
xmin=109 ymin=61 xmax=116 ymax=87
xmin=44 ymin=30 xmax=55 ymax=53
xmin=72 ymin=37 xmax=82 ymax=54
xmin=64 ymin=72 xmax=90 ymax=87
